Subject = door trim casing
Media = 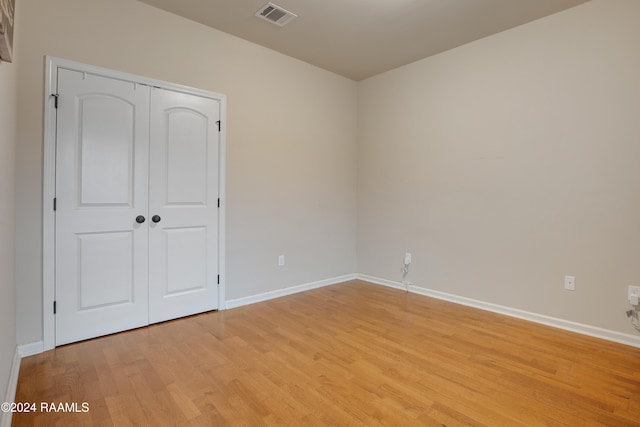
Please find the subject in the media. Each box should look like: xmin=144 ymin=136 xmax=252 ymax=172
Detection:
xmin=42 ymin=56 xmax=227 ymax=351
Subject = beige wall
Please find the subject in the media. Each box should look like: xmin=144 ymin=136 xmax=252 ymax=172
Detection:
xmin=0 ymin=36 xmax=17 ymax=402
xmin=358 ymin=0 xmax=640 ymax=334
xmin=15 ymin=0 xmax=358 ymax=344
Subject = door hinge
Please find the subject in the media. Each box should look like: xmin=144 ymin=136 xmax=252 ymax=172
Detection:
xmin=216 ymin=120 xmax=221 ymax=132
xmin=217 ymin=198 xmax=220 ymax=208
xmin=53 ymin=301 xmax=57 ymax=314
xmin=53 ymin=198 xmax=57 ymax=211
xmin=217 ymin=275 xmax=220 ymax=285
xmin=52 ymin=94 xmax=59 ymax=109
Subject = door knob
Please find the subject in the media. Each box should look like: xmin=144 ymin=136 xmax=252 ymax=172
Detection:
xmin=152 ymin=215 xmax=161 ymax=223
xmin=136 ymin=215 xmax=146 ymax=224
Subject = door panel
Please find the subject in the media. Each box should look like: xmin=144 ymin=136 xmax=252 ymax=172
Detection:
xmin=165 ymin=227 xmax=207 ymax=294
xmin=148 ymin=88 xmax=220 ymax=323
xmin=55 ymin=69 xmax=150 ymax=346
xmin=77 ymin=231 xmax=134 ymax=309
xmin=78 ymin=96 xmax=135 ymax=206
xmin=166 ymin=109 xmax=208 ymax=205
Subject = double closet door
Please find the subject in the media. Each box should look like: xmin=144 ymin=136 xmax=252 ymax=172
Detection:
xmin=55 ymin=69 xmax=221 ymax=345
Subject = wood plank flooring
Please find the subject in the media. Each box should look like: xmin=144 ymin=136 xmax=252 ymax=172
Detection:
xmin=13 ymin=280 xmax=640 ymax=426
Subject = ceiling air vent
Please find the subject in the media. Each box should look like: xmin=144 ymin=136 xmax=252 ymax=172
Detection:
xmin=255 ymin=3 xmax=297 ymax=27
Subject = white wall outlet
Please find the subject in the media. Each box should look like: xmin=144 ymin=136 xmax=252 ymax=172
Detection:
xmin=278 ymin=255 xmax=285 ymax=266
xmin=628 ymin=286 xmax=640 ymax=305
xmin=404 ymin=252 xmax=412 ymax=265
xmin=564 ymin=275 xmax=575 ymax=291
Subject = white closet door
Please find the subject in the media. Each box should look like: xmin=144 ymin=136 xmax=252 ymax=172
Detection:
xmin=55 ymin=69 xmax=151 ymax=345
xmin=148 ymin=88 xmax=220 ymax=324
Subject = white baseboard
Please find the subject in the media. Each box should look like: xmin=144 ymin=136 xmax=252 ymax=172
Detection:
xmin=357 ymin=274 xmax=640 ymax=349
xmin=357 ymin=274 xmax=407 ymax=291
xmin=1 ymin=347 xmax=21 ymax=427
xmin=225 ymin=274 xmax=357 ymax=309
xmin=18 ymin=341 xmax=44 ymax=358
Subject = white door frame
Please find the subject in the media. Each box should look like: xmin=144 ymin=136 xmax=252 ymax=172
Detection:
xmin=42 ymin=56 xmax=227 ymax=351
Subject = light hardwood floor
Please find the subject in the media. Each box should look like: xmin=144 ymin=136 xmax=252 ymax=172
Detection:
xmin=13 ymin=280 xmax=640 ymax=426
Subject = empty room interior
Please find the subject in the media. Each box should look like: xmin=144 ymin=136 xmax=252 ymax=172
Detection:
xmin=1 ymin=0 xmax=640 ymax=425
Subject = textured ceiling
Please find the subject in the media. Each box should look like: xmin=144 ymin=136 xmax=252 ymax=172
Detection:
xmin=137 ymin=0 xmax=590 ymax=81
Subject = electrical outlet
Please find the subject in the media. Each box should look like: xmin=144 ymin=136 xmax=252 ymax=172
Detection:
xmin=404 ymin=252 xmax=412 ymax=265
xmin=278 ymin=255 xmax=285 ymax=267
xmin=564 ymin=275 xmax=575 ymax=291
xmin=629 ymin=286 xmax=640 ymax=305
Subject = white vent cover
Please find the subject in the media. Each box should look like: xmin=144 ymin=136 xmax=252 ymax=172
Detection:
xmin=255 ymin=3 xmax=297 ymax=27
